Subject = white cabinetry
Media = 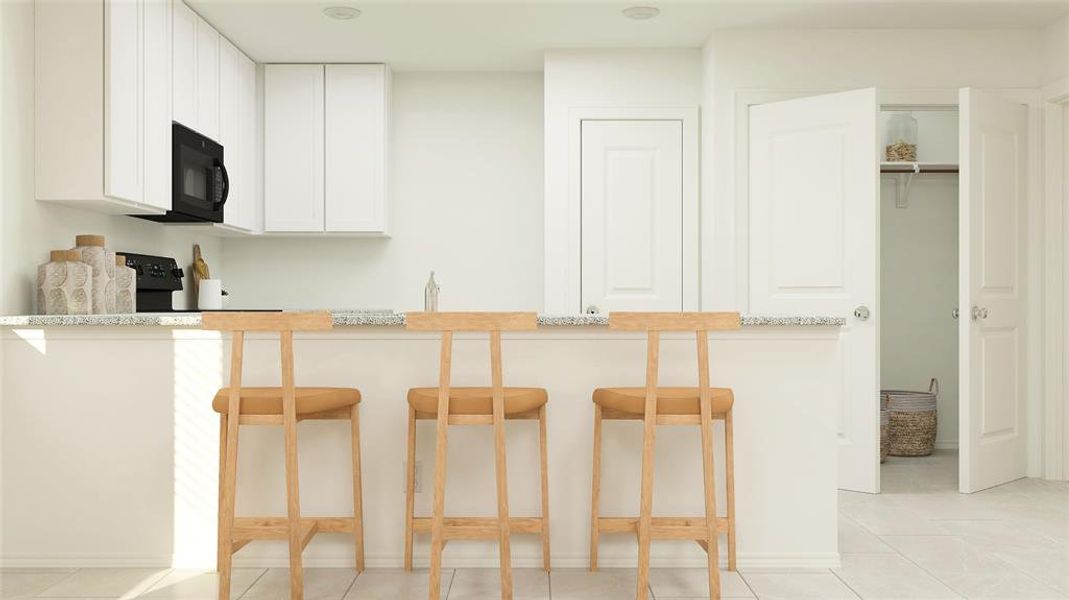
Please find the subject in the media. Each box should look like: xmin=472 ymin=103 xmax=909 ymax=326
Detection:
xmin=36 ymin=0 xmax=171 ymax=214
xmin=219 ymin=38 xmax=257 ymax=232
xmin=264 ymin=64 xmax=389 ymax=234
xmin=172 ymin=1 xmax=219 ymax=139
xmin=264 ymin=64 xmax=325 ymax=232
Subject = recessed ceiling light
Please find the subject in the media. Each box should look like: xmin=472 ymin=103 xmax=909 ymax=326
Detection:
xmin=622 ymin=6 xmax=660 ymax=20
xmin=323 ymin=6 xmax=361 ymax=20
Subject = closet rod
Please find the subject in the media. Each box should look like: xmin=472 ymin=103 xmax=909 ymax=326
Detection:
xmin=880 ymin=162 xmax=959 ymax=174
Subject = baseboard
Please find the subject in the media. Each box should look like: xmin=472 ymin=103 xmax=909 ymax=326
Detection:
xmin=0 ymin=554 xmax=174 ymax=568
xmin=1 ymin=552 xmax=839 ymax=571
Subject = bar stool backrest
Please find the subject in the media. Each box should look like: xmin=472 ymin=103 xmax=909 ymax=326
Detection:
xmin=201 ymin=311 xmax=334 ymax=418
xmin=608 ymin=312 xmax=742 ymax=419
xmin=405 ymin=312 xmax=538 ymax=415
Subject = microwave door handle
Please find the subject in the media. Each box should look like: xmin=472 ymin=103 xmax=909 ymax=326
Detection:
xmin=214 ymin=160 xmax=230 ymax=210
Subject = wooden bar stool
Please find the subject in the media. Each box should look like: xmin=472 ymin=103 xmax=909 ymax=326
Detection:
xmin=589 ymin=312 xmax=741 ymax=600
xmin=204 ymin=312 xmax=365 ymax=600
xmin=403 ymin=312 xmax=550 ymax=600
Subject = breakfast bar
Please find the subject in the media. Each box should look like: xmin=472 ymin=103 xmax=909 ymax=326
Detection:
xmin=0 ymin=312 xmax=843 ymax=572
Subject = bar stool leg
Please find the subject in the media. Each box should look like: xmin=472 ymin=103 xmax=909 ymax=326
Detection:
xmin=539 ymin=404 xmax=551 ymax=573
xmin=490 ymin=332 xmax=513 ymax=600
xmin=700 ymin=408 xmax=722 ymax=600
xmin=217 ymin=414 xmax=227 ymax=574
xmin=589 ymin=404 xmax=603 ymax=571
xmin=350 ymin=403 xmax=365 ymax=573
xmin=281 ymin=333 xmax=305 ymax=600
xmin=404 ymin=406 xmax=418 ymax=571
xmin=218 ymin=413 xmax=239 ymax=600
xmin=725 ymin=410 xmax=737 ymax=572
xmin=636 ymin=409 xmax=655 ymax=600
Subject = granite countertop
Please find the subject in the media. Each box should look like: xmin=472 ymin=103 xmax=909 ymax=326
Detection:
xmin=0 ymin=311 xmax=845 ymax=328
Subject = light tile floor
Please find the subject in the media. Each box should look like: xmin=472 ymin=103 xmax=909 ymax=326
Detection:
xmin=3 ymin=451 xmax=1067 ymax=599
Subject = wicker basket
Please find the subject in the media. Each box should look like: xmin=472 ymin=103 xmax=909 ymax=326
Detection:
xmin=883 ymin=379 xmax=938 ymax=457
xmin=879 ymin=396 xmax=890 ymax=463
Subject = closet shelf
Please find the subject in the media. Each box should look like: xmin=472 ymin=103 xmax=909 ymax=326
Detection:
xmin=880 ymin=162 xmax=959 ymax=174
xmin=881 ymin=163 xmax=958 ymax=209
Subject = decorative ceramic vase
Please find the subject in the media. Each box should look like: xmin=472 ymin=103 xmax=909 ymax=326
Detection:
xmin=72 ymin=234 xmax=116 ymax=314
xmin=424 ymin=271 xmax=439 ymax=312
xmin=114 ymin=254 xmax=137 ymax=313
xmin=37 ymin=250 xmax=93 ymax=315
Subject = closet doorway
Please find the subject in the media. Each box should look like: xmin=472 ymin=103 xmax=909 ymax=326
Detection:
xmin=748 ymin=88 xmax=1029 ymax=494
xmin=879 ymin=108 xmax=960 ymax=493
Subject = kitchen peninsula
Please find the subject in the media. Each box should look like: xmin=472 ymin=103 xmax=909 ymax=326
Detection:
xmin=1 ymin=312 xmax=843 ymax=571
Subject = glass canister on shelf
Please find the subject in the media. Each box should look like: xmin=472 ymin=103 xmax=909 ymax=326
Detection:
xmin=71 ymin=234 xmax=116 ymax=314
xmin=114 ymin=255 xmax=137 ymax=313
xmin=885 ymin=112 xmax=918 ymax=162
xmin=37 ymin=250 xmax=93 ymax=315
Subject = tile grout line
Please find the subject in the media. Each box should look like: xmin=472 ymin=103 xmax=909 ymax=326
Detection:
xmin=828 ymin=567 xmax=863 ymax=600
xmin=234 ymin=566 xmax=269 ymax=600
xmin=338 ymin=566 xmax=361 ymax=600
xmin=736 ymin=569 xmax=759 ymax=599
xmin=31 ymin=567 xmax=84 ymax=598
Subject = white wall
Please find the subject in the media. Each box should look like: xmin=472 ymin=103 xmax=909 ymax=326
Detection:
xmin=701 ymin=28 xmax=1044 ymax=310
xmin=220 ymin=72 xmax=544 ymax=311
xmin=880 ymin=176 xmax=959 ymax=447
xmin=0 ymin=0 xmax=221 ymax=315
xmin=542 ymin=49 xmax=702 ymax=313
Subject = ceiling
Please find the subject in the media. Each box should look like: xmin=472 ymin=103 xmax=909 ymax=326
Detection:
xmin=188 ymin=0 xmax=1069 ymax=70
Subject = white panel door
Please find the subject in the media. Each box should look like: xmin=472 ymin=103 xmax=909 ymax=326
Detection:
xmin=749 ymin=89 xmax=879 ymax=493
xmin=324 ymin=64 xmax=388 ymax=233
xmin=171 ymin=0 xmax=196 ymax=130
xmin=264 ymin=64 xmax=325 ymax=232
xmin=142 ymin=0 xmax=171 ymax=211
xmin=194 ymin=14 xmax=219 ymax=139
xmin=959 ymin=88 xmax=1028 ymax=493
xmin=218 ymin=37 xmax=244 ymax=229
xmin=103 ymin=0 xmax=143 ymax=204
xmin=580 ymin=120 xmax=683 ymax=313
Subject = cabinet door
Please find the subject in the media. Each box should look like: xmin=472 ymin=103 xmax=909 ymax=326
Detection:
xmin=218 ymin=37 xmax=243 ymax=228
xmin=103 ymin=0 xmax=143 ymax=204
xmin=264 ymin=64 xmax=325 ymax=232
xmin=239 ymin=55 xmax=259 ymax=231
xmin=142 ymin=0 xmax=171 ymax=211
xmin=194 ymin=15 xmax=219 ymax=139
xmin=171 ymin=0 xmax=196 ymax=130
xmin=324 ymin=64 xmax=388 ymax=232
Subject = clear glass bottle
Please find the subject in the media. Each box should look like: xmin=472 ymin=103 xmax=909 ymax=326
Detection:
xmin=885 ymin=112 xmax=918 ymax=162
xmin=424 ymin=271 xmax=439 ymax=312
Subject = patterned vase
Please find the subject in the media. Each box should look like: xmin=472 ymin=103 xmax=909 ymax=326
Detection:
xmin=37 ymin=250 xmax=93 ymax=315
xmin=71 ymin=234 xmax=116 ymax=314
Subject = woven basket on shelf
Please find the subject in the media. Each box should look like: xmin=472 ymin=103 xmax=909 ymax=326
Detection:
xmin=879 ymin=396 xmax=890 ymax=463
xmin=883 ymin=379 xmax=938 ymax=457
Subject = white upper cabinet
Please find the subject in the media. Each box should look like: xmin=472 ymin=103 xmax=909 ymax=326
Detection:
xmin=172 ymin=1 xmax=219 ymax=139
xmin=36 ymin=0 xmax=171 ymax=215
xmin=325 ymin=65 xmax=390 ymax=233
xmin=264 ymin=64 xmax=325 ymax=232
xmin=265 ymin=63 xmax=390 ymax=234
xmin=142 ymin=0 xmax=172 ymax=211
xmin=219 ymin=37 xmax=257 ymax=232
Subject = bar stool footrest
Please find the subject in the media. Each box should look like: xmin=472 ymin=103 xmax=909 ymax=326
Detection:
xmin=597 ymin=516 xmax=729 ymax=540
xmin=231 ymin=516 xmax=355 ymax=551
xmin=411 ymin=516 xmax=544 ymax=540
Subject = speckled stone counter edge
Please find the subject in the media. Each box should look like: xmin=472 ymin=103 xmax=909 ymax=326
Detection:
xmin=0 ymin=312 xmax=845 ymax=328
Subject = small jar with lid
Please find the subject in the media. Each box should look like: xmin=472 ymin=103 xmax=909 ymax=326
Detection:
xmin=37 ymin=250 xmax=93 ymax=315
xmin=71 ymin=234 xmax=116 ymax=314
xmin=885 ymin=112 xmax=918 ymax=162
xmin=114 ymin=254 xmax=137 ymax=313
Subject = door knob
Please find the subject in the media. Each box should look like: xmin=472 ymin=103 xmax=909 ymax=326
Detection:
xmin=952 ymin=308 xmax=960 ymax=320
xmin=971 ymin=306 xmax=988 ymax=321
xmin=853 ymin=305 xmax=871 ymax=320
xmin=585 ymin=305 xmax=600 ymax=315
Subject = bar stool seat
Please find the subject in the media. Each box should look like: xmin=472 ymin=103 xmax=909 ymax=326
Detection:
xmin=593 ymin=387 xmax=733 ymax=416
xmin=212 ymin=387 xmax=361 ymax=415
xmin=408 ymin=386 xmax=547 ymax=415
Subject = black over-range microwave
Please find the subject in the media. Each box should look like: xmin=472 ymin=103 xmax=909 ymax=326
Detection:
xmin=139 ymin=122 xmax=228 ymax=223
